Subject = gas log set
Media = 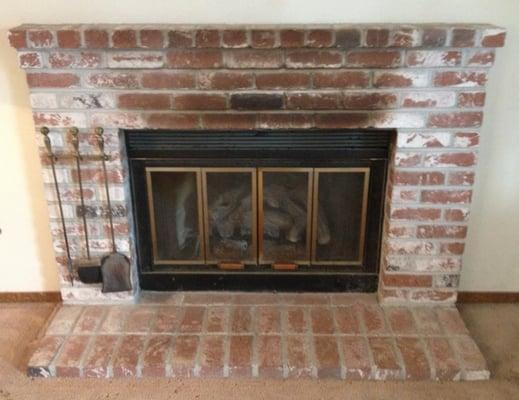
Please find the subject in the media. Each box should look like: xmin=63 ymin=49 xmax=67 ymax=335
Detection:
xmin=41 ymin=126 xmax=131 ymax=293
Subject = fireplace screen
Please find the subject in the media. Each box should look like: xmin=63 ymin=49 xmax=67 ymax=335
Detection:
xmin=146 ymin=166 xmax=369 ymax=267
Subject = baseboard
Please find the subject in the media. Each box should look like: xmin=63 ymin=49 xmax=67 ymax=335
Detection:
xmin=458 ymin=291 xmax=519 ymax=303
xmin=0 ymin=291 xmax=62 ymax=303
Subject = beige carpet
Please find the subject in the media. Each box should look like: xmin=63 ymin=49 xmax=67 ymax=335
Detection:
xmin=0 ymin=302 xmax=518 ymax=400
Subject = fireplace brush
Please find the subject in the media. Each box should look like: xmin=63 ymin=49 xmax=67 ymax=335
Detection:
xmin=95 ymin=127 xmax=132 ymax=293
xmin=41 ymin=127 xmax=74 ymax=286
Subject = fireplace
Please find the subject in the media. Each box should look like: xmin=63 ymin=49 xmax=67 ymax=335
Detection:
xmin=127 ymin=130 xmax=391 ymax=291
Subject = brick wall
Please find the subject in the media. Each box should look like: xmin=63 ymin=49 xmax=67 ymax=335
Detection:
xmin=9 ymin=24 xmax=506 ymax=304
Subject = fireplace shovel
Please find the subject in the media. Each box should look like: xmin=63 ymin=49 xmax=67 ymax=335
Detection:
xmin=41 ymin=127 xmax=74 ymax=286
xmin=95 ymin=127 xmax=132 ymax=293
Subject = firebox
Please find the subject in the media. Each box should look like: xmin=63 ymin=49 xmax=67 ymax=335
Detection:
xmin=126 ymin=129 xmax=392 ymax=292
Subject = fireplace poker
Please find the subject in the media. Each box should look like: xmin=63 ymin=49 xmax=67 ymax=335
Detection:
xmin=95 ymin=127 xmax=132 ymax=293
xmin=41 ymin=127 xmax=74 ymax=286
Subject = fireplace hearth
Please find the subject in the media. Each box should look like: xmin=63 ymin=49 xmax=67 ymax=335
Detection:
xmin=127 ymin=130 xmax=391 ymax=291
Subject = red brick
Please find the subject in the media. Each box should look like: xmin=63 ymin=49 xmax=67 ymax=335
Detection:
xmin=54 ymin=335 xmax=90 ymax=377
xmin=167 ymin=49 xmax=222 ymax=68
xmin=256 ymin=72 xmax=310 ymax=89
xmin=422 ymin=28 xmax=447 ymax=47
xmin=369 ymin=337 xmax=402 ymax=379
xmin=436 ymin=308 xmax=469 ymax=334
xmin=198 ymin=335 xmax=225 ymax=377
xmin=86 ymin=72 xmax=139 ymax=89
xmin=227 ymin=50 xmax=283 ymax=68
xmin=71 ymin=167 xmax=123 ymax=184
xmin=428 ymin=112 xmax=483 ymax=128
xmin=390 ymin=28 xmax=420 ymax=47
xmin=286 ymin=307 xmax=307 ymax=333
xmin=146 ymin=113 xmax=199 ymax=129
xmin=171 ymin=335 xmax=199 ymax=377
xmin=280 ymin=29 xmax=305 ymax=47
xmin=195 ymin=29 xmax=220 ymax=48
xmin=314 ymin=113 xmax=370 ymax=129
xmin=334 ymin=306 xmax=361 ymax=334
xmin=287 ymin=92 xmax=339 ymax=110
xmin=230 ymin=93 xmax=282 ymax=110
xmin=228 ymin=335 xmax=253 ymax=377
xmin=173 ymin=93 xmax=226 ymax=110
xmin=388 ymin=224 xmax=416 ymax=238
xmin=179 ymin=306 xmax=205 ymax=333
xmin=202 ymin=113 xmax=256 ymax=129
xmin=73 ymin=306 xmax=106 ymax=334
xmin=336 ymin=29 xmax=361 ymax=48
xmin=451 ymin=336 xmax=489 ymax=379
xmin=251 ymin=30 xmax=278 ymax=48
xmin=19 ymin=52 xmax=42 ymax=68
xmin=306 ymin=29 xmax=334 ymax=47
xmin=168 ymin=30 xmax=193 ymax=47
xmin=345 ymin=50 xmax=401 ymax=68
xmin=366 ymin=29 xmax=389 ymax=47
xmin=125 ymin=306 xmax=156 ymax=333
xmin=231 ymin=306 xmax=252 ymax=333
xmin=27 ymin=336 xmax=65 ymax=377
xmin=84 ymin=29 xmax=108 ymax=48
xmin=8 ymin=30 xmax=27 ymax=49
xmin=27 ymin=72 xmax=79 ymax=88
xmin=360 ymin=304 xmax=389 ymax=334
xmin=310 ymin=306 xmax=335 ymax=334
xmin=255 ymin=306 xmax=281 ymax=334
xmin=390 ymin=207 xmax=441 ymax=221
xmin=425 ymin=152 xmax=476 ymax=167
xmin=257 ymin=335 xmax=283 ymax=378
xmin=222 ymin=30 xmax=248 ymax=48
xmin=257 ymin=113 xmax=314 ymax=129
xmin=383 ymin=273 xmax=432 ymax=288
xmin=313 ymin=336 xmax=341 ymax=378
xmin=206 ymin=306 xmax=229 ymax=333
xmin=433 ymin=71 xmax=487 ymax=87
xmin=421 ymin=190 xmax=472 ymax=204
xmin=385 ymin=307 xmax=417 ymax=334
xmin=314 ymin=71 xmax=369 ymax=88
xmin=83 ymin=335 xmax=117 ymax=378
xmin=150 ymin=306 xmax=182 ymax=333
xmin=141 ymin=335 xmax=172 ymax=377
xmin=57 ymin=30 xmax=81 ymax=48
xmin=99 ymin=306 xmax=132 ymax=333
xmin=451 ymin=28 xmax=476 ymax=47
xmin=286 ymin=50 xmax=342 ymax=68
xmin=448 ymin=171 xmax=475 ymax=186
xmin=394 ymin=171 xmax=445 ymax=186
xmin=481 ymin=30 xmax=506 ymax=47
xmin=427 ymin=338 xmax=462 ymax=380
xmin=286 ymin=335 xmax=312 ymax=378
xmin=458 ymin=92 xmax=485 ymax=108
xmin=118 ymin=93 xmax=171 ymax=110
xmin=141 ymin=71 xmax=195 ymax=89
xmin=413 ymin=307 xmax=443 ymax=335
xmin=28 ymin=30 xmax=54 ymax=48
xmin=140 ymin=29 xmax=164 ymax=48
xmin=112 ymin=30 xmax=136 ymax=48
xmin=49 ymin=51 xmax=102 ymax=68
xmin=440 ymin=242 xmax=465 ymax=255
xmin=444 ymin=208 xmax=469 ymax=222
xmin=341 ymin=337 xmax=371 ymax=379
xmin=406 ymin=50 xmax=461 ymax=67
xmin=467 ymin=50 xmax=495 ymax=66
xmin=395 ymin=152 xmax=422 ymax=167
xmin=199 ymin=71 xmax=253 ymax=90
xmin=374 ymin=71 xmax=428 ymax=88
xmin=342 ymin=92 xmax=397 ymax=110
xmin=397 ymin=338 xmax=431 ymax=380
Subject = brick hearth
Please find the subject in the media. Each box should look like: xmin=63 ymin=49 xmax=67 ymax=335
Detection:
xmin=8 ymin=24 xmax=506 ymax=304
xmin=27 ymin=293 xmax=489 ymax=380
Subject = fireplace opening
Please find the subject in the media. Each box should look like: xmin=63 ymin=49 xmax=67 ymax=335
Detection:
xmin=126 ymin=129 xmax=392 ymax=292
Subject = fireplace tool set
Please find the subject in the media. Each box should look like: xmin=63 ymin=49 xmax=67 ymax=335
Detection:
xmin=40 ymin=126 xmax=131 ymax=293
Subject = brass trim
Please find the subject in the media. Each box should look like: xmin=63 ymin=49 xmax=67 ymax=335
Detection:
xmin=311 ymin=167 xmax=370 ymax=266
xmin=258 ymin=168 xmax=313 ymax=265
xmin=146 ymin=167 xmax=205 ymax=265
xmin=201 ymin=167 xmax=257 ymax=265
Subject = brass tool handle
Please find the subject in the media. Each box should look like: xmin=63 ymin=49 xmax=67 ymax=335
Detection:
xmin=70 ymin=127 xmax=81 ymax=159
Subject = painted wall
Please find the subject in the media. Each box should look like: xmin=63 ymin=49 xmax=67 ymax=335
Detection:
xmin=0 ymin=0 xmax=517 ymax=292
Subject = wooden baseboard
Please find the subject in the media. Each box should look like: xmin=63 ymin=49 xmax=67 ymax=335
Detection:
xmin=458 ymin=291 xmax=519 ymax=303
xmin=0 ymin=291 xmax=62 ymax=303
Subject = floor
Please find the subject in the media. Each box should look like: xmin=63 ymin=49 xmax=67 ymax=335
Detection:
xmin=0 ymin=301 xmax=518 ymax=400
xmin=26 ymin=292 xmax=489 ymax=381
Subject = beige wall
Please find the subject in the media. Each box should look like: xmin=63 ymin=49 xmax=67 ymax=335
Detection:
xmin=1 ymin=0 xmax=518 ymax=292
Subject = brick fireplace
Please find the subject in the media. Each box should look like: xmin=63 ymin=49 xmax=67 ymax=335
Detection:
xmin=9 ymin=23 xmax=506 ymax=305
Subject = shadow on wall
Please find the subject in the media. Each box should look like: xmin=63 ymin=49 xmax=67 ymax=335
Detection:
xmin=0 ymin=28 xmax=59 ymax=290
